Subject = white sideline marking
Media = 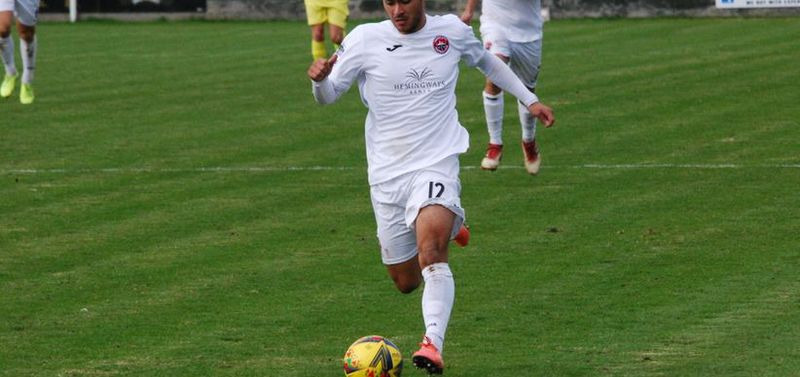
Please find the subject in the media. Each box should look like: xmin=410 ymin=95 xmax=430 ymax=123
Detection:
xmin=559 ymin=163 xmax=800 ymax=169
xmin=1 ymin=164 xmax=798 ymax=175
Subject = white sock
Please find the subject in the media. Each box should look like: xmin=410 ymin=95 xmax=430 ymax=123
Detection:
xmin=20 ymin=36 xmax=36 ymax=84
xmin=421 ymin=262 xmax=454 ymax=353
xmin=519 ymin=99 xmax=537 ymax=142
xmin=483 ymin=91 xmax=504 ymax=145
xmin=0 ymin=36 xmax=16 ymax=76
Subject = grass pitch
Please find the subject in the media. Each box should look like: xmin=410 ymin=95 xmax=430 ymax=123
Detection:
xmin=1 ymin=17 xmax=799 ymax=376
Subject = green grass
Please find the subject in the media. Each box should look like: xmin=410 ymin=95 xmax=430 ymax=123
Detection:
xmin=1 ymin=17 xmax=799 ymax=376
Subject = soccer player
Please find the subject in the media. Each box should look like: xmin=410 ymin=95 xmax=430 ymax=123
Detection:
xmin=0 ymin=0 xmax=38 ymax=104
xmin=308 ymin=0 xmax=554 ymax=373
xmin=461 ymin=0 xmax=545 ymax=174
xmin=304 ymin=0 xmax=349 ymax=61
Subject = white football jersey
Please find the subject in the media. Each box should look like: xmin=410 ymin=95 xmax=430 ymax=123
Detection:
xmin=481 ymin=0 xmax=542 ymax=42
xmin=328 ymin=15 xmax=487 ymax=185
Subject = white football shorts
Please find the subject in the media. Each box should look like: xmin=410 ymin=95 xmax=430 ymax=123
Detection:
xmin=370 ymin=154 xmax=466 ymax=265
xmin=480 ymin=21 xmax=542 ymax=89
xmin=0 ymin=0 xmax=40 ymax=26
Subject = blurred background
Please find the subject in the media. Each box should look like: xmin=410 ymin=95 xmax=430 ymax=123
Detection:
xmin=38 ymin=0 xmax=799 ymax=20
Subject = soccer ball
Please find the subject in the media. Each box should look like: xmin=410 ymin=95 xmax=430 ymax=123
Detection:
xmin=342 ymin=335 xmax=403 ymax=377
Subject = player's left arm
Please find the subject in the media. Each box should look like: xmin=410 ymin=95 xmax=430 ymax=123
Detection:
xmin=472 ymin=50 xmax=555 ymax=127
xmin=528 ymin=102 xmax=555 ymax=127
xmin=454 ymin=15 xmax=555 ymax=127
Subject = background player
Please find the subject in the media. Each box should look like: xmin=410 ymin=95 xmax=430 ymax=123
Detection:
xmin=304 ymin=0 xmax=349 ymax=61
xmin=461 ymin=0 xmax=545 ymax=174
xmin=308 ymin=0 xmax=554 ymax=373
xmin=0 ymin=0 xmax=38 ymax=104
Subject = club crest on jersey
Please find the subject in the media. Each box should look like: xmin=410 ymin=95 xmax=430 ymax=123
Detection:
xmin=432 ymin=35 xmax=450 ymax=54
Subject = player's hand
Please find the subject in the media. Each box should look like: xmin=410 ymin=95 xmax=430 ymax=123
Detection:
xmin=307 ymin=54 xmax=338 ymax=82
xmin=460 ymin=10 xmax=473 ymax=25
xmin=529 ymin=102 xmax=555 ymax=127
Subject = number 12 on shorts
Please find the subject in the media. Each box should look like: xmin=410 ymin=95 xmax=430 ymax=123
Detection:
xmin=428 ymin=182 xmax=444 ymax=198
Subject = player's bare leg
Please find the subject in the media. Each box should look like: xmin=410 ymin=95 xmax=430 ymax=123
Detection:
xmin=310 ymin=23 xmax=327 ymax=60
xmin=329 ymin=23 xmax=344 ymax=50
xmin=386 ymin=256 xmax=421 ymax=294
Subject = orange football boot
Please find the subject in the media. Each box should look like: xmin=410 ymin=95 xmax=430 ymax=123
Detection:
xmin=412 ymin=336 xmax=444 ymax=375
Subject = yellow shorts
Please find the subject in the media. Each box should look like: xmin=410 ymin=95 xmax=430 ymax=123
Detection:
xmin=304 ymin=0 xmax=349 ymax=28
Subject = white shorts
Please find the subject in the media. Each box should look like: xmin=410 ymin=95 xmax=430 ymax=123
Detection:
xmin=480 ymin=21 xmax=542 ymax=89
xmin=370 ymin=155 xmax=466 ymax=265
xmin=0 ymin=0 xmax=39 ymax=26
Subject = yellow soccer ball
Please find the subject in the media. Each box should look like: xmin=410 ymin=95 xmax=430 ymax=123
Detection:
xmin=342 ymin=335 xmax=403 ymax=377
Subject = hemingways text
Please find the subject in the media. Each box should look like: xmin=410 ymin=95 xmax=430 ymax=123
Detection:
xmin=394 ymin=80 xmax=447 ymax=95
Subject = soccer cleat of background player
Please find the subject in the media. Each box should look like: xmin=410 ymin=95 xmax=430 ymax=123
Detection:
xmin=522 ymin=139 xmax=541 ymax=175
xmin=480 ymin=143 xmax=503 ymax=170
xmin=19 ymin=82 xmax=33 ymax=104
xmin=0 ymin=71 xmax=14 ymax=97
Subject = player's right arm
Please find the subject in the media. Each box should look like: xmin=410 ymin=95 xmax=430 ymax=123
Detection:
xmin=308 ymin=25 xmax=366 ymax=105
xmin=307 ymin=54 xmax=337 ymax=82
xmin=309 ymin=55 xmax=341 ymax=105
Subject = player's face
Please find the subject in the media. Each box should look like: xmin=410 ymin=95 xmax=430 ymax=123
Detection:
xmin=383 ymin=0 xmax=426 ymax=34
